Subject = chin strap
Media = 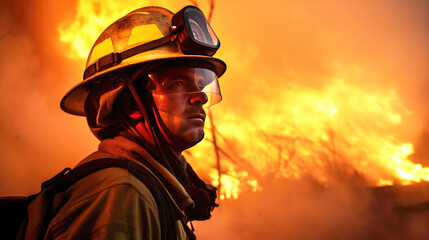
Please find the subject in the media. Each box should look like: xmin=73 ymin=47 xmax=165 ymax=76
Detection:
xmin=124 ymin=73 xmax=218 ymax=222
xmin=125 ymin=75 xmax=175 ymax=174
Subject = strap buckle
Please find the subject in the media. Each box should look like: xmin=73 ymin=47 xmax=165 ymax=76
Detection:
xmin=96 ymin=52 xmax=122 ymax=72
xmin=83 ymin=52 xmax=122 ymax=80
xmin=41 ymin=168 xmax=71 ymax=190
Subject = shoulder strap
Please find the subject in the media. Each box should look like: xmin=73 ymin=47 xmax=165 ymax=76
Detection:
xmin=38 ymin=157 xmax=194 ymax=240
xmin=42 ymin=158 xmax=133 ymax=191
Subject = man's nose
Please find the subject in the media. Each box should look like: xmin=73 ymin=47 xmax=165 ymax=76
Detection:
xmin=189 ymin=92 xmax=209 ymax=106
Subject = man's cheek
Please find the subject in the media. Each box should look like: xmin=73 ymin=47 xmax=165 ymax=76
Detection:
xmin=154 ymin=97 xmax=187 ymax=115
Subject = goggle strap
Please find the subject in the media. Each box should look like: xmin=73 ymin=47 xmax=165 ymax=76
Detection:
xmin=84 ymin=34 xmax=173 ymax=80
xmin=125 ymin=76 xmax=176 ymax=173
xmin=121 ymin=34 xmax=172 ymax=60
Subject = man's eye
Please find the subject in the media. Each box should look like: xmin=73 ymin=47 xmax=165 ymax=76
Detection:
xmin=197 ymin=79 xmax=207 ymax=90
xmin=166 ymin=80 xmax=186 ymax=90
xmin=174 ymin=81 xmax=184 ymax=87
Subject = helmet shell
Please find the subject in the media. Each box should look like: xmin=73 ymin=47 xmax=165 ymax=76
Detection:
xmin=60 ymin=6 xmax=226 ymax=116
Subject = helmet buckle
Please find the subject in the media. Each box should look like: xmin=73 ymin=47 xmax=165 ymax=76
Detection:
xmin=96 ymin=52 xmax=122 ymax=72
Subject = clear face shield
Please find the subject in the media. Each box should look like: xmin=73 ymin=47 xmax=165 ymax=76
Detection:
xmin=145 ymin=67 xmax=221 ymax=112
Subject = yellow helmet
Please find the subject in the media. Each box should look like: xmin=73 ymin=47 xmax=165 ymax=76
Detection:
xmin=60 ymin=6 xmax=226 ymax=116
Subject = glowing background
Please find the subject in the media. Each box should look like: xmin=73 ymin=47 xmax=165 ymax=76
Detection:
xmin=1 ymin=0 xmax=429 ymax=239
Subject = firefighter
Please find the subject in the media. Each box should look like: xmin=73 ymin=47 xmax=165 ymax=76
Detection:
xmin=43 ymin=6 xmax=225 ymax=239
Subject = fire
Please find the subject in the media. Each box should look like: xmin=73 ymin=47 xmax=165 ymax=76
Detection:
xmin=58 ymin=0 xmax=150 ymax=59
xmin=57 ymin=1 xmax=429 ymax=200
xmin=185 ymin=74 xmax=429 ymax=199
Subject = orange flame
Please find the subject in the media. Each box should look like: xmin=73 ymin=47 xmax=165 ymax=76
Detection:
xmin=57 ymin=1 xmax=429 ymax=200
xmin=58 ymin=0 xmax=150 ymax=59
xmin=185 ymin=70 xmax=429 ymax=199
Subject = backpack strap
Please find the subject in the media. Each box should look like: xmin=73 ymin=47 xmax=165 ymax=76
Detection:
xmin=28 ymin=157 xmax=194 ymax=240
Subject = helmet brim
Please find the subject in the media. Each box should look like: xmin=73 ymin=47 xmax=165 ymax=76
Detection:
xmin=60 ymin=52 xmax=226 ymax=116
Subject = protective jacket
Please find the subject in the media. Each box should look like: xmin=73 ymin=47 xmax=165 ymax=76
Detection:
xmin=24 ymin=135 xmax=194 ymax=240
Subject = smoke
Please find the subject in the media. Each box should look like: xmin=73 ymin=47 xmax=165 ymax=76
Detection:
xmin=194 ymin=178 xmax=429 ymax=240
xmin=0 ymin=0 xmax=98 ymax=195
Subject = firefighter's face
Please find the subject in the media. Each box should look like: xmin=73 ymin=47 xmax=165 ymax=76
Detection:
xmin=146 ymin=67 xmax=213 ymax=152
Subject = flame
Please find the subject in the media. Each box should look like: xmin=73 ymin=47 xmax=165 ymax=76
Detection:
xmin=58 ymin=0 xmax=150 ymax=60
xmin=186 ymin=70 xmax=429 ymax=199
xmin=57 ymin=1 xmax=429 ymax=200
xmin=209 ymin=169 xmax=260 ymax=200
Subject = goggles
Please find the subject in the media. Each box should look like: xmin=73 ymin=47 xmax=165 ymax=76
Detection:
xmin=145 ymin=67 xmax=221 ymax=108
xmin=171 ymin=6 xmax=220 ymax=56
xmin=84 ymin=6 xmax=220 ymax=80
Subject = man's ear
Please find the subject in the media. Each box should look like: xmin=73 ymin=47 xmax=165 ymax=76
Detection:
xmin=119 ymin=91 xmax=144 ymax=120
xmin=129 ymin=110 xmax=143 ymax=120
xmin=122 ymin=102 xmax=144 ymax=120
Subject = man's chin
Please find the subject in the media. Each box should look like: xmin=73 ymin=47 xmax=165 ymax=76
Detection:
xmin=182 ymin=129 xmax=205 ymax=148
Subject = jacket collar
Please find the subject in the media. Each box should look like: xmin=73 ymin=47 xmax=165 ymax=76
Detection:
xmin=76 ymin=135 xmax=195 ymax=218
